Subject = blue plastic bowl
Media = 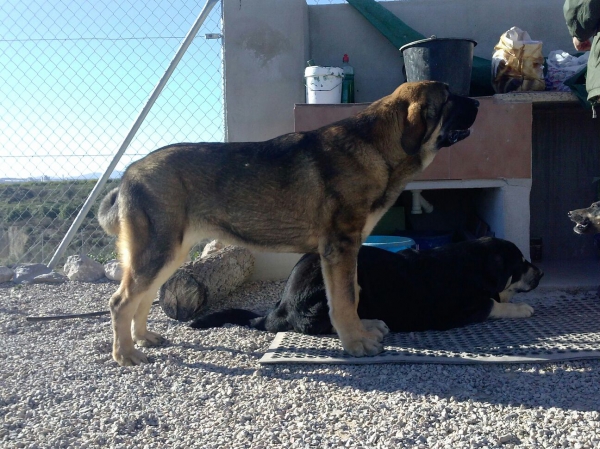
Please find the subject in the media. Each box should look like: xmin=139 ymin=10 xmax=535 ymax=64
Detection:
xmin=363 ymin=235 xmax=416 ymax=253
xmin=395 ymin=230 xmax=453 ymax=250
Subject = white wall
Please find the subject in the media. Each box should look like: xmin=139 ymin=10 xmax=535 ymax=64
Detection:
xmin=224 ymin=0 xmax=572 ymax=133
xmin=223 ymin=0 xmax=309 ymax=142
xmin=475 ymin=180 xmax=532 ymax=260
xmin=223 ymin=0 xmax=309 ymax=280
xmin=223 ymin=0 xmax=569 ymax=279
xmin=309 ymin=0 xmax=572 ymax=102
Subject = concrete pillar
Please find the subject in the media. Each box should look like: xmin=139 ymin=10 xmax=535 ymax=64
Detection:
xmin=476 ymin=179 xmax=531 ymax=260
xmin=223 ymin=0 xmax=309 ymax=142
xmin=223 ymin=0 xmax=309 ymax=281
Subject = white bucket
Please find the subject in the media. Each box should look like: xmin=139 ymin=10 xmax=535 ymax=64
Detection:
xmin=304 ymin=66 xmax=344 ymax=104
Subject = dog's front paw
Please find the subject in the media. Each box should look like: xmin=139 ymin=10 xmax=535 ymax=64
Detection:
xmin=342 ymin=334 xmax=384 ymax=357
xmin=360 ymin=319 xmax=390 ymax=339
xmin=515 ymin=303 xmax=534 ymax=318
xmin=489 ymin=301 xmax=534 ymax=319
xmin=114 ymin=347 xmax=149 ymax=366
xmin=134 ymin=331 xmax=166 ymax=348
xmin=338 ymin=324 xmax=386 ymax=357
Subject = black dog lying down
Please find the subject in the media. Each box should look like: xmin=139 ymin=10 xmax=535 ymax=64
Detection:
xmin=190 ymin=237 xmax=544 ymax=334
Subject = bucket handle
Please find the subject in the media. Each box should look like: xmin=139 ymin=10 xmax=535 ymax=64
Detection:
xmin=305 ymin=79 xmax=343 ymax=92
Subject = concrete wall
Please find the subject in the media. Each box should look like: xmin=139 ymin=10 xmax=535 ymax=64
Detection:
xmin=309 ymin=0 xmax=572 ymax=102
xmin=224 ymin=0 xmax=572 ymax=135
xmin=222 ymin=0 xmax=574 ymax=280
xmin=476 ymin=180 xmax=532 ymax=260
xmin=223 ymin=0 xmax=310 ymax=280
xmin=223 ymin=0 xmax=574 ymax=133
xmin=223 ymin=0 xmax=309 ymax=142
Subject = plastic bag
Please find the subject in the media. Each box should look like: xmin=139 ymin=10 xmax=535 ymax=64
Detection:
xmin=546 ymin=50 xmax=589 ymax=92
xmin=491 ymin=27 xmax=545 ymax=93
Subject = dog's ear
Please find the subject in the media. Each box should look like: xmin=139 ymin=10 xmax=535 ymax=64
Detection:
xmin=400 ymin=102 xmax=427 ymax=155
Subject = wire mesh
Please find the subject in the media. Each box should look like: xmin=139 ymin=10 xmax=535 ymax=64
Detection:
xmin=0 ymin=0 xmax=397 ymax=268
xmin=0 ymin=0 xmax=224 ymax=267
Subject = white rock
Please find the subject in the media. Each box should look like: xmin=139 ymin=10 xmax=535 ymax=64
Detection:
xmin=103 ymin=260 xmax=122 ymax=281
xmin=0 ymin=266 xmax=14 ymax=283
xmin=201 ymin=240 xmax=225 ymax=258
xmin=63 ymin=254 xmax=105 ymax=282
xmin=13 ymin=263 xmax=52 ymax=284
xmin=32 ymin=272 xmax=68 ymax=284
xmin=498 ymin=433 xmax=516 ymax=444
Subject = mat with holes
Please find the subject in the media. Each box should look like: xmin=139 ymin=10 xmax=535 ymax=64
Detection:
xmin=259 ymin=290 xmax=600 ymax=365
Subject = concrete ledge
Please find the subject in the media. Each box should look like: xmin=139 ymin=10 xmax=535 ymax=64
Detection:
xmin=493 ymin=91 xmax=579 ymax=104
xmin=294 ymin=97 xmax=533 ymax=180
xmin=406 ymin=179 xmax=509 ymax=190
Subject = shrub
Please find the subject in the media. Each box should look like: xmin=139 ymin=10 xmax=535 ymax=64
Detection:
xmin=43 ymin=204 xmax=61 ymax=219
xmin=7 ymin=207 xmax=32 ymax=222
xmin=87 ymin=250 xmax=117 ymax=264
xmin=59 ymin=203 xmax=78 ymax=220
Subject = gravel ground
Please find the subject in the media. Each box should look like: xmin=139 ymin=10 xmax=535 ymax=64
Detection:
xmin=2 ymin=280 xmax=600 ymax=448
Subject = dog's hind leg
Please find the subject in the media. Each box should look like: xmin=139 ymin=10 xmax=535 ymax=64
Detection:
xmin=132 ymin=249 xmax=189 ymax=347
xmin=110 ymin=215 xmax=192 ymax=366
xmin=110 ymin=280 xmax=149 ymax=366
xmin=110 ymin=246 xmax=190 ymax=366
xmin=488 ymin=301 xmax=534 ymax=319
xmin=320 ymin=236 xmax=389 ymax=357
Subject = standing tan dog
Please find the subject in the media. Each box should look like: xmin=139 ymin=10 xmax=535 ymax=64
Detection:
xmin=98 ymin=81 xmax=479 ymax=366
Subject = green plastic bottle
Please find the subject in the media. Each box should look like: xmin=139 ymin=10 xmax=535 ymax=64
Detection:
xmin=341 ymin=54 xmax=355 ymax=103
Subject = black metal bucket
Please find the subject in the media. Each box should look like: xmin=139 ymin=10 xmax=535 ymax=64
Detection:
xmin=400 ymin=36 xmax=477 ymax=96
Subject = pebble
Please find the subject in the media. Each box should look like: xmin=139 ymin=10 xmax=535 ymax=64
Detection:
xmin=498 ymin=433 xmax=516 ymax=444
xmin=1 ymin=282 xmax=600 ymax=447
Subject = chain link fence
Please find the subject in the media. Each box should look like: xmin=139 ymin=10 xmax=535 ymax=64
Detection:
xmin=0 ymin=0 xmax=224 ymax=267
xmin=0 ymin=0 xmax=395 ymax=268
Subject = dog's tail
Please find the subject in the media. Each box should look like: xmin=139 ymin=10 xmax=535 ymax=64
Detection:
xmin=98 ymin=187 xmax=120 ymax=236
xmin=189 ymin=309 xmax=267 ymax=330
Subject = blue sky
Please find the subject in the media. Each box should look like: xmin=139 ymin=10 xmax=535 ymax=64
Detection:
xmin=0 ymin=0 xmax=224 ymax=179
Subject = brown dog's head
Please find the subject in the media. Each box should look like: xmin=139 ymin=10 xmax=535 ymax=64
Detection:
xmin=386 ymin=81 xmax=479 ymax=156
xmin=568 ymin=201 xmax=600 ymax=234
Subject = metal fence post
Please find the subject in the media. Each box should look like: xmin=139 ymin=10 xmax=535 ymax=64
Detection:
xmin=46 ymin=0 xmax=219 ymax=269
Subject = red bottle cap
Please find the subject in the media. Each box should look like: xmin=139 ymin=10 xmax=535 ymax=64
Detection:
xmin=343 ymin=54 xmax=349 ymax=63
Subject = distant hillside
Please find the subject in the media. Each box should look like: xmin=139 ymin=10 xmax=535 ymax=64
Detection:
xmin=0 ymin=179 xmax=121 ymax=266
xmin=0 ymin=171 xmax=124 ymax=184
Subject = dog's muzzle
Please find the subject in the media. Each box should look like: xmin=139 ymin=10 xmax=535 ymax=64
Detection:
xmin=529 ymin=267 xmax=544 ymax=290
xmin=446 ymin=129 xmax=471 ymax=144
xmin=568 ymin=211 xmax=590 ymax=234
xmin=439 ymin=96 xmax=479 ymax=148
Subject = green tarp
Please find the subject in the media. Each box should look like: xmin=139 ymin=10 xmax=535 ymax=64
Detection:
xmin=346 ymin=0 xmax=495 ymax=96
xmin=564 ymin=64 xmax=592 ymax=109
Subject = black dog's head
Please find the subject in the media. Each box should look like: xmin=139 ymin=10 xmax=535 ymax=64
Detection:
xmin=568 ymin=201 xmax=600 ymax=235
xmin=480 ymin=237 xmax=544 ymax=302
xmin=497 ymin=256 xmax=544 ymax=303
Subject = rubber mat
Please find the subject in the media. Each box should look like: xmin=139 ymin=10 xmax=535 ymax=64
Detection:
xmin=259 ymin=291 xmax=600 ymax=365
